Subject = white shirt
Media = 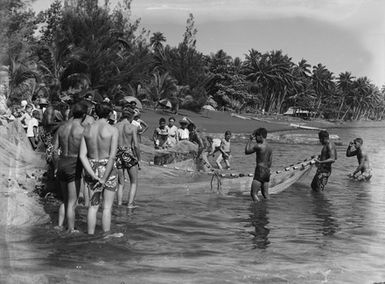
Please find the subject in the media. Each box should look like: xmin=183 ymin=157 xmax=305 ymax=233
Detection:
xmin=178 ymin=128 xmax=189 ymax=140
xmin=212 ymin=138 xmax=221 ymax=148
xmin=20 ymin=112 xmax=32 ymax=129
xmin=26 ymin=117 xmax=38 ymax=137
xmin=167 ymin=125 xmax=178 ymax=137
xmin=132 ymin=119 xmax=142 ymax=131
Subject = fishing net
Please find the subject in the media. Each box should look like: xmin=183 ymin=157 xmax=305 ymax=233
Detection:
xmin=0 ymin=120 xmax=48 ymax=227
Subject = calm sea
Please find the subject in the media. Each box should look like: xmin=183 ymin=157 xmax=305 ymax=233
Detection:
xmin=1 ymin=127 xmax=385 ymax=283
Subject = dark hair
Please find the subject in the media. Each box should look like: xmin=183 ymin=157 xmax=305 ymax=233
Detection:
xmin=187 ymin=123 xmax=196 ymax=131
xmin=95 ymin=102 xmax=113 ymax=119
xmin=254 ymin=128 xmax=267 ymax=138
xmin=354 ymin=137 xmax=363 ymax=144
xmin=225 ymin=130 xmax=231 ymax=136
xmin=159 ymin=117 xmax=166 ymax=124
xmin=72 ymin=102 xmax=88 ymax=119
xmin=32 ymin=110 xmax=41 ymax=119
xmin=318 ymin=130 xmax=329 ymax=140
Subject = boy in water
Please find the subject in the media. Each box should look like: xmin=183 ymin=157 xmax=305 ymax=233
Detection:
xmin=216 ymin=130 xmax=232 ymax=170
xmin=245 ymin=128 xmax=273 ymax=202
xmin=346 ymin=137 xmax=372 ymax=181
xmin=311 ymin=130 xmax=337 ymax=192
xmin=115 ymin=107 xmax=141 ymax=208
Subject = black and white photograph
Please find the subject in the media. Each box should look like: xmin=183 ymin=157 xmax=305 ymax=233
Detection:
xmin=1 ymin=0 xmax=385 ymax=283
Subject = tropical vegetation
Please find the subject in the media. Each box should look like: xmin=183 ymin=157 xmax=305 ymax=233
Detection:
xmin=1 ymin=0 xmax=384 ymax=121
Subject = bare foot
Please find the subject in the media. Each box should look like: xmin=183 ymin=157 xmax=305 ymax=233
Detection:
xmin=127 ymin=204 xmax=138 ymax=209
xmin=103 ymin=232 xmax=124 ymax=239
xmin=54 ymin=225 xmax=64 ymax=231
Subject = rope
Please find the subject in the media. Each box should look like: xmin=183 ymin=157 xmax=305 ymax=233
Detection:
xmin=209 ymin=155 xmax=317 ymax=193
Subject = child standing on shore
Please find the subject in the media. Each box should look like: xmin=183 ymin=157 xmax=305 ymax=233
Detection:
xmin=27 ymin=110 xmax=41 ymax=150
xmin=216 ymin=130 xmax=232 ymax=170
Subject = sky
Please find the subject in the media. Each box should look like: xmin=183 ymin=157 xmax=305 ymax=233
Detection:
xmin=32 ymin=0 xmax=385 ymax=87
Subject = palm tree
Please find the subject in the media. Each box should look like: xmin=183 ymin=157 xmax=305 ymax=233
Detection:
xmin=8 ymin=58 xmax=40 ymax=103
xmin=143 ymin=72 xmax=177 ymax=108
xmin=36 ymin=41 xmax=89 ymax=102
xmin=336 ymin=72 xmax=355 ymax=119
xmin=150 ymin=32 xmax=166 ymax=53
xmin=311 ymin=63 xmax=335 ymax=115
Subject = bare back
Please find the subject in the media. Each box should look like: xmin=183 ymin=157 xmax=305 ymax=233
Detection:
xmin=57 ymin=119 xmax=84 ymax=157
xmin=83 ymin=120 xmax=117 ymax=160
xmin=116 ymin=119 xmax=137 ymax=148
xmin=254 ymin=143 xmax=273 ymax=168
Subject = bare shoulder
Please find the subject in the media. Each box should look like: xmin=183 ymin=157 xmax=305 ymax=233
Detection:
xmin=105 ymin=123 xmax=118 ymax=134
xmin=123 ymin=122 xmax=136 ymax=133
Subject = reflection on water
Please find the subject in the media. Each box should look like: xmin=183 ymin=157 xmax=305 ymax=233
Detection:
xmin=310 ymin=191 xmax=338 ymax=237
xmin=2 ymin=127 xmax=385 ymax=283
xmin=249 ymin=202 xmax=270 ymax=249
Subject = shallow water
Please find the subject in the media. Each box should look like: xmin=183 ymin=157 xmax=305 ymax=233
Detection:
xmin=2 ymin=127 xmax=385 ymax=283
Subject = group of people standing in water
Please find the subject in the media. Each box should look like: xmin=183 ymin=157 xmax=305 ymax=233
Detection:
xmin=7 ymin=96 xmax=372 ymax=234
xmin=54 ymin=102 xmax=141 ymax=234
xmin=245 ymin=128 xmax=372 ymax=202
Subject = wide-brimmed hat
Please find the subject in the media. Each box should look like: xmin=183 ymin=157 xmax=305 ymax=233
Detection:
xmin=179 ymin=117 xmax=189 ymax=125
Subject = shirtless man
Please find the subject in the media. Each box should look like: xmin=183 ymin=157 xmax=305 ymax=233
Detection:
xmin=311 ymin=130 xmax=337 ymax=192
xmin=79 ymin=102 xmax=119 ymax=235
xmin=346 ymin=137 xmax=372 ymax=181
xmin=115 ymin=107 xmax=141 ymax=208
xmin=53 ymin=102 xmax=87 ymax=232
xmin=245 ymin=128 xmax=273 ymax=202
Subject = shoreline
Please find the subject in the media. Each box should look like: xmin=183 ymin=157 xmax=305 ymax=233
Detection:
xmin=140 ymin=108 xmax=385 ymax=137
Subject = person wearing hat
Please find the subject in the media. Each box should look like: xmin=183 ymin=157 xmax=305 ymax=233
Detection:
xmin=20 ymin=104 xmax=33 ymax=132
xmin=38 ymin=97 xmax=49 ymax=113
xmin=20 ymin=100 xmax=28 ymax=110
xmin=115 ymin=106 xmax=140 ymax=208
xmin=131 ymin=112 xmax=148 ymax=143
xmin=177 ymin=117 xmax=190 ymax=141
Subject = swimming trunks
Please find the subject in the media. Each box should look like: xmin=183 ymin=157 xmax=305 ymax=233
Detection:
xmin=355 ymin=168 xmax=372 ymax=181
xmin=116 ymin=146 xmax=138 ymax=169
xmin=84 ymin=159 xmax=117 ymax=192
xmin=57 ymin=156 xmax=82 ymax=182
xmin=83 ymin=159 xmax=118 ymax=206
xmin=222 ymin=151 xmax=231 ymax=160
xmin=254 ymin=165 xmax=271 ymax=183
xmin=311 ymin=169 xmax=331 ymax=191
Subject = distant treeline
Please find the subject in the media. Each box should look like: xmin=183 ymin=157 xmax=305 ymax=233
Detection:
xmin=2 ymin=0 xmax=385 ymax=120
